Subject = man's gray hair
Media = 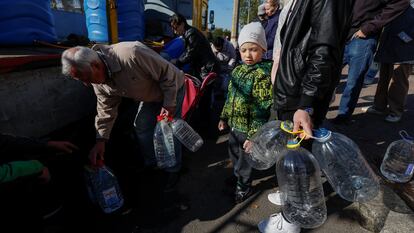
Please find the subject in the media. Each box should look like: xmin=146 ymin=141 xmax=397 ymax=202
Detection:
xmin=61 ymin=46 xmax=100 ymax=77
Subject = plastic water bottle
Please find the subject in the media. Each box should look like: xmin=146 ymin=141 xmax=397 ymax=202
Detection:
xmin=171 ymin=118 xmax=204 ymax=152
xmin=276 ymin=139 xmax=327 ymax=229
xmin=153 ymin=116 xmax=176 ymax=169
xmin=247 ymin=120 xmax=291 ymax=170
xmin=381 ymin=131 xmax=414 ymax=183
xmin=312 ymin=129 xmax=379 ymax=202
xmin=84 ymin=160 xmax=124 ymax=213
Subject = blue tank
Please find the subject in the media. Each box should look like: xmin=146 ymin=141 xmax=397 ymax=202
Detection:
xmin=84 ymin=0 xmax=109 ymax=43
xmin=117 ymin=0 xmax=145 ymax=41
xmin=0 ymin=0 xmax=57 ymax=45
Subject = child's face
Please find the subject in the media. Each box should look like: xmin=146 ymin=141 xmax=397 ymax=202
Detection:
xmin=240 ymin=42 xmax=264 ymax=65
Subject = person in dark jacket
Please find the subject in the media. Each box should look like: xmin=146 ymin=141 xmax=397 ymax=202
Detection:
xmin=259 ymin=1 xmax=353 ymax=231
xmin=365 ymin=1 xmax=414 ymax=123
xmin=333 ymin=0 xmax=409 ymax=124
xmin=263 ymin=0 xmax=281 ymax=60
xmin=170 ymin=13 xmax=219 ymax=79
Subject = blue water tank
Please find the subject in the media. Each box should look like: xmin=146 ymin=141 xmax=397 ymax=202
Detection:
xmin=117 ymin=0 xmax=145 ymax=41
xmin=84 ymin=0 xmax=109 ymax=43
xmin=0 ymin=0 xmax=57 ymax=45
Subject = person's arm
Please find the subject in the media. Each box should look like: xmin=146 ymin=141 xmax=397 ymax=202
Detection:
xmin=360 ymin=0 xmax=409 ymax=37
xmin=295 ymin=0 xmax=351 ymax=137
xmin=0 ymin=160 xmax=44 ymax=183
xmin=89 ymin=86 xmax=121 ymax=165
xmin=177 ymin=29 xmax=201 ymax=66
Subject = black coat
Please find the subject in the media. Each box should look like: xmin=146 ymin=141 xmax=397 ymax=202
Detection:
xmin=274 ymin=0 xmax=354 ymax=124
xmin=376 ymin=4 xmax=414 ymax=63
xmin=177 ymin=25 xmax=218 ymax=78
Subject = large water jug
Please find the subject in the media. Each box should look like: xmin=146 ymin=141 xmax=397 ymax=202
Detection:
xmin=381 ymin=131 xmax=414 ymax=183
xmin=247 ymin=120 xmax=291 ymax=170
xmin=171 ymin=118 xmax=203 ymax=152
xmin=84 ymin=160 xmax=124 ymax=213
xmin=84 ymin=0 xmax=109 ymax=43
xmin=117 ymin=0 xmax=145 ymax=41
xmin=276 ymin=139 xmax=327 ymax=229
xmin=153 ymin=116 xmax=176 ymax=169
xmin=312 ymin=129 xmax=380 ymax=202
xmin=0 ymin=0 xmax=57 ymax=45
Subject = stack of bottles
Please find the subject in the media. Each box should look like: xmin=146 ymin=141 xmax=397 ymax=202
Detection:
xmin=381 ymin=131 xmax=414 ymax=183
xmin=276 ymin=138 xmax=327 ymax=228
xmin=84 ymin=160 xmax=124 ymax=214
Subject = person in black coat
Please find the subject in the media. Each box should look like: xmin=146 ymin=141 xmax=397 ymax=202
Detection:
xmin=366 ymin=1 xmax=413 ymax=123
xmin=169 ymin=13 xmax=219 ymax=79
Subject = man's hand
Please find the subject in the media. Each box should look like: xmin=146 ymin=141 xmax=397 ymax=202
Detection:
xmin=353 ymin=29 xmax=367 ymax=39
xmin=293 ymin=109 xmax=313 ymax=139
xmin=218 ymin=120 xmax=228 ymax=131
xmin=47 ymin=141 xmax=79 ymax=154
xmin=243 ymin=140 xmax=253 ymax=153
xmin=160 ymin=106 xmax=176 ymax=117
xmin=89 ymin=141 xmax=105 ymax=166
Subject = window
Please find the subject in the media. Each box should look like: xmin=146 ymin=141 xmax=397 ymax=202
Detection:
xmin=51 ymin=0 xmax=83 ymax=13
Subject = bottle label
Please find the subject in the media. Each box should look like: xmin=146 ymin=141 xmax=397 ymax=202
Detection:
xmin=102 ymin=186 xmax=120 ymax=207
xmin=405 ymin=164 xmax=414 ymax=176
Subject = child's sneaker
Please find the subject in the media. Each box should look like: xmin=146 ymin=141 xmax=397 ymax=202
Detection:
xmin=234 ymin=184 xmax=252 ymax=203
xmin=258 ymin=213 xmax=301 ymax=233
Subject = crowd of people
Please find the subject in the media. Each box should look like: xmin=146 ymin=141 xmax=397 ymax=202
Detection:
xmin=1 ymin=0 xmax=414 ymax=232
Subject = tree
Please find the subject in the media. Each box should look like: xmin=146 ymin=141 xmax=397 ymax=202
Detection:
xmin=211 ymin=28 xmax=231 ymax=39
xmin=239 ymin=0 xmax=262 ymax=28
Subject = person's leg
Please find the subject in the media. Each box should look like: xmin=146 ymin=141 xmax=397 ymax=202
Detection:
xmin=373 ymin=63 xmax=393 ymax=111
xmin=387 ymin=64 xmax=412 ymax=117
xmin=337 ymin=38 xmax=377 ymax=120
xmin=228 ymin=129 xmax=253 ymax=202
xmin=364 ymin=61 xmax=380 ymax=85
xmin=134 ymin=101 xmax=162 ymax=168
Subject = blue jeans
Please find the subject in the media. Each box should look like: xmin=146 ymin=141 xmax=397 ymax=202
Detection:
xmin=134 ymin=86 xmax=185 ymax=172
xmin=338 ymin=37 xmax=377 ymax=118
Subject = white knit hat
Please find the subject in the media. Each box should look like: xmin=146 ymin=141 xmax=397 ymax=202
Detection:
xmin=238 ymin=22 xmax=267 ymax=51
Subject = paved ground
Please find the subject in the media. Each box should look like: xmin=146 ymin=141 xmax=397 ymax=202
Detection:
xmin=155 ymin=72 xmax=414 ymax=233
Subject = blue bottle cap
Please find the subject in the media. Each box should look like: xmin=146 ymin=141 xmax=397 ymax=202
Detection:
xmin=287 ymin=139 xmax=301 ymax=149
xmin=313 ymin=128 xmax=332 ymax=142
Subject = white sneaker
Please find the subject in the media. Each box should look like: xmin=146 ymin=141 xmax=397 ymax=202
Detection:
xmin=258 ymin=213 xmax=301 ymax=233
xmin=268 ymin=190 xmax=282 ymax=205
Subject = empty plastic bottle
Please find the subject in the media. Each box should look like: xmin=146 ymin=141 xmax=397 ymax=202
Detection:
xmin=153 ymin=115 xmax=176 ymax=169
xmin=276 ymin=139 xmax=327 ymax=229
xmin=171 ymin=118 xmax=204 ymax=152
xmin=84 ymin=160 xmax=124 ymax=213
xmin=247 ymin=120 xmax=291 ymax=170
xmin=312 ymin=128 xmax=379 ymax=202
xmin=381 ymin=131 xmax=414 ymax=183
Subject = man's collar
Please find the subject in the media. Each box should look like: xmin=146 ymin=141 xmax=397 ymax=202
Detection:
xmin=91 ymin=44 xmax=122 ymax=80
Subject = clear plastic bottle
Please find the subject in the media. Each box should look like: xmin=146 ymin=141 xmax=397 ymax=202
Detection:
xmin=84 ymin=160 xmax=124 ymax=214
xmin=312 ymin=128 xmax=379 ymax=202
xmin=276 ymin=139 xmax=327 ymax=229
xmin=381 ymin=131 xmax=414 ymax=183
xmin=171 ymin=118 xmax=204 ymax=152
xmin=153 ymin=116 xmax=176 ymax=169
xmin=247 ymin=120 xmax=291 ymax=170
